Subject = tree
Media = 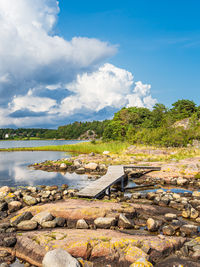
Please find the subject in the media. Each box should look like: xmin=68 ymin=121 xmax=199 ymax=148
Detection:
xmin=170 ymin=99 xmax=197 ymax=120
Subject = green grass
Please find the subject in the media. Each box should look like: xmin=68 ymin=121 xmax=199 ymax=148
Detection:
xmin=0 ymin=141 xmax=130 ymax=154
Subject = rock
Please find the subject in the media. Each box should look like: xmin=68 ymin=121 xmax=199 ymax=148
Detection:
xmin=84 ymin=163 xmax=98 ymax=171
xmin=190 ymin=199 xmax=200 ymax=208
xmin=8 ymin=201 xmax=22 ymax=212
xmin=74 ymin=159 xmax=82 ymax=168
xmin=0 ymin=222 xmax=10 ymax=230
xmin=192 ymin=250 xmax=200 ymax=260
xmin=192 ymin=191 xmax=200 ymax=198
xmin=173 ymin=193 xmax=181 ymax=199
xmin=27 ymin=186 xmax=37 ymax=193
xmin=42 ymin=191 xmax=51 ymax=198
xmin=164 ymin=213 xmax=177 ymax=221
xmin=125 ymin=246 xmax=148 ymax=264
xmin=0 ymin=201 xmax=8 ymax=211
xmin=159 ymin=196 xmax=170 ymax=206
xmin=10 ymin=211 xmax=33 ymax=226
xmin=42 ymin=248 xmax=81 ymax=267
xmin=0 ymin=250 xmax=10 ymax=257
xmin=0 ymin=263 xmax=10 ymax=267
xmin=131 ymin=193 xmax=141 ymax=199
xmin=162 ymin=225 xmax=175 ymax=236
xmin=75 ymin=167 xmax=85 ymax=174
xmin=103 ymin=151 xmax=110 ymax=155
xmin=146 ymin=192 xmax=156 ymax=200
xmin=94 ymin=217 xmax=116 ymax=229
xmin=182 ymin=208 xmax=191 ymax=218
xmin=41 ymin=220 xmax=57 ymax=228
xmin=60 ymin=163 xmax=67 ymax=169
xmin=89 ymin=152 xmax=95 ymax=156
xmin=17 ymin=220 xmax=38 ymax=230
xmin=156 ymin=189 xmax=164 ymax=194
xmin=130 ymin=257 xmax=153 ymax=267
xmin=32 ymin=211 xmax=54 ymax=225
xmin=55 ymin=217 xmax=66 ymax=227
xmin=23 ymin=195 xmax=37 ymax=206
xmin=190 ymin=208 xmax=199 ymax=219
xmin=118 ymin=214 xmax=133 ymax=229
xmin=171 ymin=220 xmax=183 ymax=230
xmin=169 ymin=201 xmax=184 ymax=210
xmin=146 ymin=218 xmax=159 ymax=232
xmin=3 ymin=236 xmax=17 ymax=247
xmin=76 ymin=219 xmax=88 ymax=229
xmin=0 ymin=186 xmax=11 ymax=194
xmin=180 ymin=224 xmax=198 ymax=236
xmin=99 ymin=164 xmax=106 ymax=171
xmin=177 ymin=177 xmax=188 ymax=186
xmin=45 ymin=185 xmax=58 ymax=191
xmin=196 ymin=217 xmax=200 ymax=223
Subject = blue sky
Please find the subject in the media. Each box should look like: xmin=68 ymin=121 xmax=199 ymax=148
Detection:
xmin=58 ymin=0 xmax=200 ymax=106
xmin=0 ymin=0 xmax=199 ymax=128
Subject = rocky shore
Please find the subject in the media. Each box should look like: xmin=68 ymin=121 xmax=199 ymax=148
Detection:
xmin=0 ymin=151 xmax=200 ymax=266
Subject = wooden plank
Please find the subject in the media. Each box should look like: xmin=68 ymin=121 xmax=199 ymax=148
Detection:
xmin=77 ymin=165 xmax=125 ymax=198
xmin=123 ymin=166 xmax=161 ymax=171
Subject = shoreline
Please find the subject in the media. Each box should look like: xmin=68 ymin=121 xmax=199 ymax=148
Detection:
xmin=0 ymin=144 xmax=200 ymax=266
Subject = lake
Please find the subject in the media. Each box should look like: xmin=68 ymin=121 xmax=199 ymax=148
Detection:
xmin=0 ymin=140 xmax=91 ymax=189
xmin=0 ymin=139 xmax=82 ymax=148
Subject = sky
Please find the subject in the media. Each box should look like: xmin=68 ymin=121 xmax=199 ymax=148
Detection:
xmin=0 ymin=0 xmax=200 ymax=128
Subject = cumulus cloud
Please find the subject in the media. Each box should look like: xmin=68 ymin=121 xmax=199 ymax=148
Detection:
xmin=0 ymin=0 xmax=156 ymax=128
xmin=126 ymin=81 xmax=157 ymax=109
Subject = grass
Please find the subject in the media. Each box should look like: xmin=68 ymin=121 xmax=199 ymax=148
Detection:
xmin=1 ymin=140 xmax=200 ymax=163
xmin=0 ymin=141 xmax=130 ymax=154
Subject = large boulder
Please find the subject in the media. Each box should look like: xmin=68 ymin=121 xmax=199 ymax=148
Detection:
xmin=94 ymin=217 xmax=116 ymax=229
xmin=10 ymin=211 xmax=33 ymax=226
xmin=42 ymin=249 xmax=80 ymax=267
xmin=76 ymin=219 xmax=88 ymax=229
xmin=118 ymin=214 xmax=133 ymax=229
xmin=17 ymin=220 xmax=38 ymax=230
xmin=130 ymin=257 xmax=153 ymax=267
xmin=23 ymin=195 xmax=37 ymax=206
xmin=0 ymin=186 xmax=11 ymax=195
xmin=84 ymin=163 xmax=98 ymax=171
xmin=193 ymin=191 xmax=200 ymax=198
xmin=177 ymin=177 xmax=187 ymax=186
xmin=8 ymin=201 xmax=22 ymax=212
xmin=32 ymin=211 xmax=54 ymax=225
xmin=146 ymin=218 xmax=159 ymax=232
xmin=180 ymin=224 xmax=198 ymax=236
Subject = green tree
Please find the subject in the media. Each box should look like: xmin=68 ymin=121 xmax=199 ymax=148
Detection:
xmin=170 ymin=99 xmax=197 ymax=120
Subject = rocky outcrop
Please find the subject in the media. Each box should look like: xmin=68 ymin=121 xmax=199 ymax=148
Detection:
xmin=13 ymin=229 xmax=186 ymax=266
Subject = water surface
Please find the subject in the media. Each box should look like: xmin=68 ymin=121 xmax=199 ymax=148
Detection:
xmin=0 ymin=139 xmax=82 ymax=149
xmin=0 ymin=140 xmax=90 ymax=189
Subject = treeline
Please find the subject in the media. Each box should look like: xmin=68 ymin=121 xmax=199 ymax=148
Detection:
xmin=0 ymin=128 xmax=56 ymax=140
xmin=57 ymin=120 xmax=109 ymax=139
xmin=2 ymin=99 xmax=200 ymax=147
xmin=102 ymin=99 xmax=200 ymax=147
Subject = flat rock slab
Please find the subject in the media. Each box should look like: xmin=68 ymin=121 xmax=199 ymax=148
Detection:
xmin=15 ymin=199 xmax=176 ymax=221
xmin=13 ymin=229 xmax=186 ymax=267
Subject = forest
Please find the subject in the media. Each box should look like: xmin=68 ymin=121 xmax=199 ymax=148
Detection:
xmin=1 ymin=99 xmax=200 ymax=147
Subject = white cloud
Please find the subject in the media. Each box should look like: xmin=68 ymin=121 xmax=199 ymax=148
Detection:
xmin=59 ymin=64 xmax=157 ymax=116
xmin=60 ymin=63 xmax=134 ymax=115
xmin=126 ymin=81 xmax=157 ymax=109
xmin=9 ymin=90 xmax=57 ymax=113
xmin=0 ymin=0 xmax=116 ymax=104
xmin=0 ymin=0 xmax=156 ymax=128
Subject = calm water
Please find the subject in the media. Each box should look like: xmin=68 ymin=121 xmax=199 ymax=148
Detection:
xmin=0 ymin=139 xmax=83 ymax=148
xmin=0 ymin=140 xmax=91 ymax=189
